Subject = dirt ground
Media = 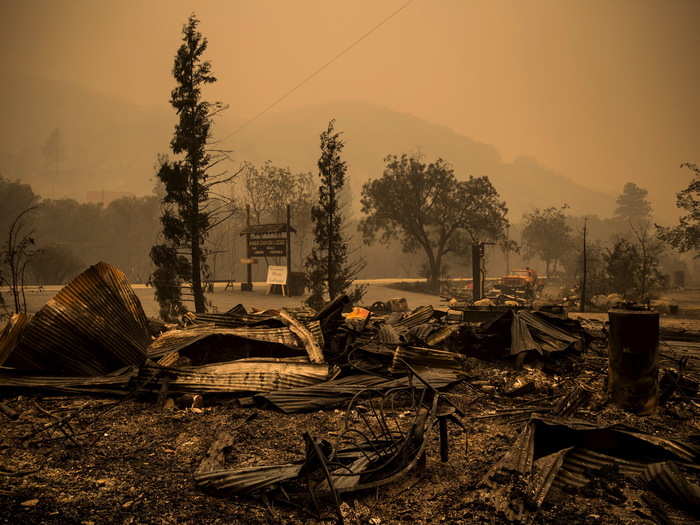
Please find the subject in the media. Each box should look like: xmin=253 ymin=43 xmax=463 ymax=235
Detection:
xmin=2 ymin=344 xmax=699 ymax=524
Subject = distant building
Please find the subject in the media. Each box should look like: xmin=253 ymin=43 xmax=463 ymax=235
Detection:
xmin=85 ymin=190 xmax=135 ymax=205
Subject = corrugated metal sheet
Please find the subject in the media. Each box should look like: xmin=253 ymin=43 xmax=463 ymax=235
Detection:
xmin=408 ymin=324 xmax=436 ymax=343
xmin=0 ymin=366 xmax=138 ymax=394
xmin=192 ymin=305 xmax=317 ymax=329
xmin=481 ymin=418 xmax=536 ymax=488
xmin=479 ymin=310 xmax=582 ymax=357
xmin=0 ymin=357 xmax=328 ymax=396
xmin=389 ymin=306 xmax=434 ymax=330
xmin=483 ymin=415 xmax=700 ymax=508
xmin=530 ymin=447 xmax=573 ymax=507
xmin=553 ymin=384 xmax=592 ymax=416
xmin=147 ymin=321 xmax=324 ymax=359
xmin=196 ymin=463 xmax=304 ymax=493
xmin=376 ymin=324 xmax=402 ymax=345
xmin=278 ymin=309 xmax=324 ymax=363
xmin=624 ymin=430 xmax=699 ymax=464
xmin=225 ymin=320 xmax=323 ymax=349
xmin=425 ymin=324 xmax=463 ymax=346
xmin=643 ymin=461 xmax=700 ymax=510
xmin=510 ymin=313 xmax=541 ymax=355
xmin=197 ymin=389 xmax=443 ymax=498
xmin=151 ymin=357 xmax=329 ymax=393
xmin=6 ymin=262 xmax=150 ymax=376
xmin=255 ymin=368 xmax=461 ymax=413
xmin=554 ymin=447 xmax=647 ymax=489
xmin=390 ymin=346 xmax=466 ymax=373
xmin=511 ymin=310 xmax=581 ymax=356
xmin=189 ymin=313 xmax=262 ymax=328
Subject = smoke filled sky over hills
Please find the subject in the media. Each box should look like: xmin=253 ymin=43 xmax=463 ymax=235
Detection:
xmin=1 ymin=0 xmax=699 ymax=220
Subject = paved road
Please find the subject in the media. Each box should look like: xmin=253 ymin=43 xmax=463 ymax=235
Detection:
xmin=9 ymin=283 xmax=700 ymax=331
xmin=14 ymin=280 xmax=449 ymax=318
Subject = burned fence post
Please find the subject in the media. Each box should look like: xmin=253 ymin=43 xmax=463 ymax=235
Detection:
xmin=581 ymin=217 xmax=588 ymax=313
xmin=286 ymin=204 xmax=292 ymax=280
xmin=438 ymin=416 xmax=449 ymax=462
xmin=607 ymin=308 xmax=660 ymax=415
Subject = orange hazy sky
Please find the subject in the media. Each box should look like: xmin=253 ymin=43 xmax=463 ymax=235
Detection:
xmin=2 ymin=0 xmax=699 ymax=210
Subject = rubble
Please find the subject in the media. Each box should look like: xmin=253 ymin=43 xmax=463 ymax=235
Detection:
xmin=1 ymin=263 xmax=699 ymax=523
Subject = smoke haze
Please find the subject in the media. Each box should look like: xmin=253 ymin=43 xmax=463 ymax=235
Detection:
xmin=1 ymin=0 xmax=699 ymax=221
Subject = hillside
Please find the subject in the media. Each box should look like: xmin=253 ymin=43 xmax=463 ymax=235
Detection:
xmin=232 ymin=101 xmax=616 ymax=220
xmin=0 ymin=76 xmax=172 ymax=199
xmin=0 ymin=77 xmax=615 ymax=220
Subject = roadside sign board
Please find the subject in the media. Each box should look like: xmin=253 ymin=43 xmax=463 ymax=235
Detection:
xmin=249 ymin=237 xmax=287 ymax=256
xmin=266 ymin=265 xmax=288 ymax=285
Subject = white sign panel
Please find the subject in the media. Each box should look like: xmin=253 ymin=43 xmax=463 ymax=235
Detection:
xmin=266 ymin=265 xmax=288 ymax=285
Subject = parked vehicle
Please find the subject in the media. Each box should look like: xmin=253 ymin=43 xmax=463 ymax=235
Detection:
xmin=488 ymin=268 xmax=541 ymax=301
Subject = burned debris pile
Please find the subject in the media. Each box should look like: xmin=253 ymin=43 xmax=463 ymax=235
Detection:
xmin=1 ymin=263 xmax=700 ymax=523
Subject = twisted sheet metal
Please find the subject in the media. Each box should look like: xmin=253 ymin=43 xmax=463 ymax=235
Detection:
xmin=388 ymin=306 xmax=434 ymax=331
xmin=376 ymin=324 xmax=402 ymax=345
xmin=149 ymin=357 xmax=329 ymax=393
xmin=425 ymin=324 xmax=463 ymax=346
xmin=255 ymin=368 xmax=461 ymax=413
xmin=7 ymin=262 xmax=150 ymax=376
xmin=510 ymin=310 xmax=582 ymax=356
xmin=278 ymin=309 xmax=324 ymax=363
xmin=407 ymin=323 xmax=435 ymax=342
xmin=482 ymin=415 xmax=700 ymax=508
xmin=552 ymin=447 xmax=647 ymax=490
xmin=196 ymin=463 xmax=304 ymax=493
xmin=193 ymin=307 xmax=316 ymax=329
xmin=390 ymin=346 xmax=466 ymax=373
xmin=0 ymin=366 xmax=138 ymax=394
xmin=190 ymin=313 xmax=267 ymax=328
xmin=643 ymin=461 xmax=700 ymax=509
xmin=196 ymin=386 xmax=445 ymax=500
xmin=147 ymin=321 xmax=324 ymax=359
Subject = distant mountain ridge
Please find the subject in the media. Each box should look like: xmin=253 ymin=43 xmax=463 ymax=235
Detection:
xmin=0 ymin=77 xmax=615 ymax=220
xmin=231 ymin=101 xmax=616 ymax=220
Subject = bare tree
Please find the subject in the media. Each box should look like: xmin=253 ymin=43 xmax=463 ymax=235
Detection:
xmin=2 ymin=206 xmax=39 ymax=313
xmin=240 ymin=160 xmax=314 ymax=265
xmin=629 ymin=219 xmax=664 ymax=301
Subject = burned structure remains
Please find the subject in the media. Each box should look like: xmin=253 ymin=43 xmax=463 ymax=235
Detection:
xmin=1 ymin=263 xmax=699 ymax=523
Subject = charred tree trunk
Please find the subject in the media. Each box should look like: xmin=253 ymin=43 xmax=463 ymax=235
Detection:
xmin=424 ymin=247 xmax=438 ymax=292
xmin=191 ymin=234 xmax=205 ymax=313
xmin=327 ymin=179 xmax=335 ymax=300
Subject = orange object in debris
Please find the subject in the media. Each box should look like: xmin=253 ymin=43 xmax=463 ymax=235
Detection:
xmin=344 ymin=307 xmax=371 ymax=320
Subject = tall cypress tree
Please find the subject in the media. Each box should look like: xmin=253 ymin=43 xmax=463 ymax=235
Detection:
xmin=150 ymin=14 xmax=230 ymax=318
xmin=305 ymin=120 xmax=366 ymax=309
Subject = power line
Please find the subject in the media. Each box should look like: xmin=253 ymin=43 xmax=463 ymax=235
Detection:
xmin=217 ymin=0 xmax=415 ymax=144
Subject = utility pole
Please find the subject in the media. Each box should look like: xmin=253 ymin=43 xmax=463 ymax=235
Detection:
xmin=505 ymin=227 xmax=511 ymax=275
xmin=472 ymin=244 xmax=483 ymax=302
xmin=286 ymin=204 xmax=292 ymax=277
xmin=246 ymin=205 xmax=252 ymax=289
xmin=580 ymin=218 xmax=588 ymax=313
